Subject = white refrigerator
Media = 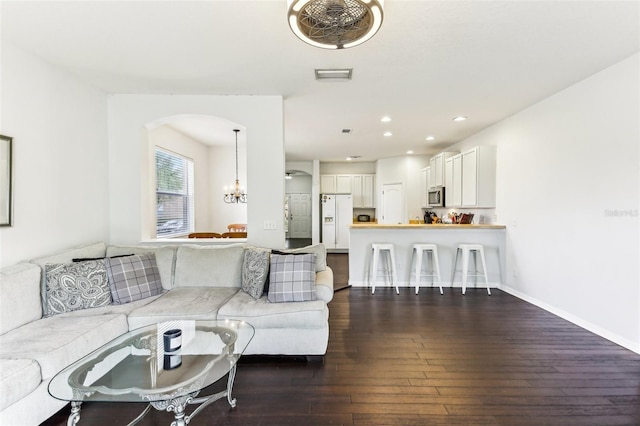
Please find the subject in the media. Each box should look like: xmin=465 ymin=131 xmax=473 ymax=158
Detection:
xmin=321 ymin=194 xmax=353 ymax=250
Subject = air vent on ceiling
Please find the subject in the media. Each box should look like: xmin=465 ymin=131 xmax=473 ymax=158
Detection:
xmin=315 ymin=68 xmax=352 ymax=81
xmin=341 ymin=128 xmax=352 ymax=134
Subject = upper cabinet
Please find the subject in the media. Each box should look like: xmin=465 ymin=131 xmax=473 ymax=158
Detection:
xmin=320 ymin=174 xmax=353 ymax=193
xmin=444 ymin=146 xmax=496 ymax=208
xmin=461 ymin=146 xmax=496 ymax=208
xmin=429 ymin=152 xmax=458 ymax=188
xmin=320 ymin=175 xmax=337 ymax=193
xmin=421 ymin=167 xmax=430 ymax=207
xmin=353 ymin=174 xmax=375 ymax=208
xmin=321 ymin=174 xmax=375 ymax=208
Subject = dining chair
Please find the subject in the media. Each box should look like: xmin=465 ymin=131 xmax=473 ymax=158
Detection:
xmin=221 ymin=232 xmax=247 ymax=238
xmin=188 ymin=232 xmax=222 ymax=238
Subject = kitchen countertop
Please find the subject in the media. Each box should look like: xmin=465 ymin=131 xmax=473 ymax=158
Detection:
xmin=350 ymin=223 xmax=505 ymax=229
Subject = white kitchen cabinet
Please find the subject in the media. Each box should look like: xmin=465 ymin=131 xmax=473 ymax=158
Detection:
xmin=443 ymin=147 xmax=496 ymax=208
xmin=461 ymin=146 xmax=496 ymax=208
xmin=320 ymin=175 xmax=336 ymax=193
xmin=320 ymin=174 xmax=353 ymax=194
xmin=444 ymin=158 xmax=455 ymax=207
xmin=321 ymin=174 xmax=375 ymax=207
xmin=452 ymin=154 xmax=463 ymax=207
xmin=429 ymin=152 xmax=458 ymax=188
xmin=353 ymin=174 xmax=375 ymax=208
xmin=421 ymin=167 xmax=429 ymax=207
xmin=336 ymin=175 xmax=353 ymax=193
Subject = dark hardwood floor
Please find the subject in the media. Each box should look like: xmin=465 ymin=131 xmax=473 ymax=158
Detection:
xmin=42 ymin=254 xmax=640 ymax=425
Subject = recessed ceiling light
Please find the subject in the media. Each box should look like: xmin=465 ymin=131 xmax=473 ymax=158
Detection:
xmin=381 ymin=116 xmax=391 ymax=123
xmin=315 ymin=68 xmax=352 ymax=81
xmin=406 ymin=150 xmax=414 ymax=154
xmin=426 ymin=135 xmax=435 ymax=141
xmin=453 ymin=115 xmax=467 ymax=122
xmin=346 ymin=155 xmax=361 ymax=161
xmin=384 ymin=131 xmax=392 ymax=137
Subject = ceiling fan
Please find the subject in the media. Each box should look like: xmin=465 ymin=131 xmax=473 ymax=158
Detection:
xmin=287 ymin=0 xmax=384 ymax=49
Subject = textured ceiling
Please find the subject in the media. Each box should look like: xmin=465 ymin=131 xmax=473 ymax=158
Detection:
xmin=2 ymin=1 xmax=638 ymax=161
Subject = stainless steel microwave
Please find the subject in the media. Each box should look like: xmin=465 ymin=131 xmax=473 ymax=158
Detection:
xmin=428 ymin=187 xmax=445 ymax=207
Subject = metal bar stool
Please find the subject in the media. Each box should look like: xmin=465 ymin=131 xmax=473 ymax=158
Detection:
xmin=450 ymin=244 xmax=491 ymax=295
xmin=370 ymin=243 xmax=399 ymax=294
xmin=410 ymin=244 xmax=443 ymax=295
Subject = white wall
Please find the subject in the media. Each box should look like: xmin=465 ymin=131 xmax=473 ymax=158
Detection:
xmin=108 ymin=95 xmax=284 ymax=249
xmin=448 ymin=53 xmax=640 ymax=352
xmin=0 ymin=41 xmax=109 ymax=267
xmin=285 ymin=175 xmax=312 ymax=194
xmin=375 ymin=155 xmax=430 ymax=223
xmin=208 ymin=143 xmax=248 ymax=233
xmin=320 ymin=161 xmax=376 ymax=174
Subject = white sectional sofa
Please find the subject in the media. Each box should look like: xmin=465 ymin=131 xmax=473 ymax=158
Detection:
xmin=0 ymin=241 xmax=333 ymax=425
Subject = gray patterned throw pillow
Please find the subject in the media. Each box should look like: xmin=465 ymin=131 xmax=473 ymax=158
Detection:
xmin=242 ymin=248 xmax=270 ymax=299
xmin=268 ymin=253 xmax=317 ymax=303
xmin=44 ymin=260 xmax=111 ymax=317
xmin=105 ymin=253 xmax=163 ymax=304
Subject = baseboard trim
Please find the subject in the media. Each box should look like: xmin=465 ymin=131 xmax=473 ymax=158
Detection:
xmin=499 ymin=285 xmax=640 ymax=355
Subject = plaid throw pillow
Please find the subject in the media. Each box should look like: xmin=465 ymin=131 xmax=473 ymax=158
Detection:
xmin=105 ymin=253 xmax=163 ymax=304
xmin=268 ymin=253 xmax=317 ymax=303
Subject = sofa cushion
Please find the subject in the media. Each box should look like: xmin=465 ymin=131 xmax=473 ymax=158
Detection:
xmin=105 ymin=253 xmax=164 ymax=304
xmin=0 ymin=313 xmax=128 ymax=379
xmin=106 ymin=245 xmax=177 ymax=290
xmin=268 ymin=254 xmax=317 ymax=303
xmin=174 ymin=244 xmax=245 ymax=288
xmin=0 ymin=358 xmax=41 ymax=411
xmin=0 ymin=263 xmax=42 ymax=335
xmin=127 ymin=287 xmax=239 ymax=330
xmin=241 ymin=248 xmax=270 ymax=299
xmin=218 ymin=290 xmax=328 ymax=329
xmin=273 ymin=243 xmax=327 ymax=272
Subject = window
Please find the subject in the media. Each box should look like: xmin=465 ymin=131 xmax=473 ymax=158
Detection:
xmin=155 ymin=148 xmax=194 ymax=238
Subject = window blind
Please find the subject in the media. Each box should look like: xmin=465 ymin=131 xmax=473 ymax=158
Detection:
xmin=155 ymin=148 xmax=194 ymax=238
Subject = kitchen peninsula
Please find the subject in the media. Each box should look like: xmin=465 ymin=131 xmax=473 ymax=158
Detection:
xmin=349 ymin=223 xmax=506 ymax=291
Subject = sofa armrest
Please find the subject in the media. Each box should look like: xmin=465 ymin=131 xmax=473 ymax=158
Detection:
xmin=315 ymin=266 xmax=334 ymax=303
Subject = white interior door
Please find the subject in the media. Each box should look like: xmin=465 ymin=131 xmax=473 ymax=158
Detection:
xmin=288 ymin=193 xmax=312 ymax=238
xmin=381 ymin=183 xmax=403 ymax=224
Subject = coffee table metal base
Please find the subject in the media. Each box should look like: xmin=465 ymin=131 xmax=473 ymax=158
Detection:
xmin=65 ymin=365 xmax=238 ymax=426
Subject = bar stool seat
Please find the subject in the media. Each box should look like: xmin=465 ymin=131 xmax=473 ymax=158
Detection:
xmin=450 ymin=244 xmax=491 ymax=295
xmin=410 ymin=244 xmax=443 ymax=295
xmin=370 ymin=243 xmax=399 ymax=294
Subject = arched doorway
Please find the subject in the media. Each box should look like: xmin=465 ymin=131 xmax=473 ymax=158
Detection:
xmin=145 ymin=114 xmax=247 ymax=239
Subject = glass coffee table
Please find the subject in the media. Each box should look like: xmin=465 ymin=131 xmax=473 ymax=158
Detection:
xmin=48 ymin=319 xmax=254 ymax=426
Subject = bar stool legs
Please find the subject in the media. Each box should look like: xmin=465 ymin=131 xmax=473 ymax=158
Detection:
xmin=411 ymin=244 xmax=443 ymax=295
xmin=450 ymin=244 xmax=491 ymax=295
xmin=371 ymin=243 xmax=399 ymax=294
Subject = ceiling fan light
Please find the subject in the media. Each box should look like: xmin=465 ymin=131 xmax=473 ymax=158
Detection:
xmin=287 ymin=0 xmax=384 ymax=50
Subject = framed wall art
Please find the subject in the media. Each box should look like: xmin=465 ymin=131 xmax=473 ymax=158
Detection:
xmin=0 ymin=135 xmax=13 ymax=226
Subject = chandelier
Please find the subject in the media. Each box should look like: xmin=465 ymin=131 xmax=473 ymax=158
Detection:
xmin=287 ymin=0 xmax=384 ymax=49
xmin=223 ymin=129 xmax=247 ymax=204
